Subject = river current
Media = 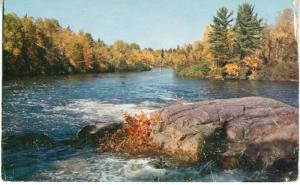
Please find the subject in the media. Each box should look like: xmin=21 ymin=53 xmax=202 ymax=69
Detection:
xmin=2 ymin=68 xmax=298 ymax=181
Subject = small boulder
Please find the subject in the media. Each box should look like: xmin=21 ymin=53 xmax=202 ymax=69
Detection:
xmin=73 ymin=122 xmax=122 ymax=146
xmin=2 ymin=133 xmax=54 ymax=150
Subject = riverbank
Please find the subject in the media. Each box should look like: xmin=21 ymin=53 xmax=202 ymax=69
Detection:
xmin=175 ymin=62 xmax=299 ymax=82
xmin=3 ymin=66 xmax=152 ymax=80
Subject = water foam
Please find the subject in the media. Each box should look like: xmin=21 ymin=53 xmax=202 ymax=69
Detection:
xmin=33 ymin=152 xmax=251 ymax=182
xmin=52 ymin=99 xmax=161 ymax=123
xmin=36 ymin=153 xmax=166 ymax=181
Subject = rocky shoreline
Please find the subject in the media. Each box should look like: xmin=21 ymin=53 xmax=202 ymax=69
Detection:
xmin=2 ymin=97 xmax=298 ymax=178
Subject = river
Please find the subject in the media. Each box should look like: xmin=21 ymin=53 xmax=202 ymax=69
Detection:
xmin=2 ymin=68 xmax=298 ymax=181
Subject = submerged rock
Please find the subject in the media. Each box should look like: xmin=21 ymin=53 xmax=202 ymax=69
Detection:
xmin=150 ymin=97 xmax=298 ymax=170
xmin=73 ymin=122 xmax=122 ymax=146
xmin=2 ymin=133 xmax=54 ymax=150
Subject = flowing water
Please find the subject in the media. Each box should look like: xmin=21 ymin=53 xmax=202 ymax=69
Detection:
xmin=2 ymin=68 xmax=298 ymax=181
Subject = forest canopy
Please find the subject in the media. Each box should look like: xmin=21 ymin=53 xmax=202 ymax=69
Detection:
xmin=3 ymin=3 xmax=298 ymax=81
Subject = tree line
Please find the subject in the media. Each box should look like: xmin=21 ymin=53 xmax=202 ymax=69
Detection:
xmin=3 ymin=3 xmax=298 ymax=81
xmin=174 ymin=3 xmax=298 ymax=81
xmin=3 ymin=13 xmax=165 ymax=77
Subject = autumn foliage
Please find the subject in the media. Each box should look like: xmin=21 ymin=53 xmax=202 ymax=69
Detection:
xmin=225 ymin=63 xmax=240 ymax=76
xmin=174 ymin=6 xmax=298 ymax=81
xmin=243 ymin=55 xmax=261 ymax=72
xmin=3 ymin=14 xmax=160 ymax=77
xmin=99 ymin=112 xmax=160 ymax=155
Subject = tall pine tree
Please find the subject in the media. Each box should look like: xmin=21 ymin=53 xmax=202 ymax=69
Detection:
xmin=208 ymin=7 xmax=233 ymax=67
xmin=233 ymin=3 xmax=263 ymax=60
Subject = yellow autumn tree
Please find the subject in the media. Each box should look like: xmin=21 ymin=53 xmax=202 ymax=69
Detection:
xmin=258 ymin=24 xmax=273 ymax=64
xmin=140 ymin=50 xmax=156 ymax=66
xmin=243 ymin=54 xmax=261 ymax=72
xmin=201 ymin=26 xmax=214 ymax=62
xmin=225 ymin=63 xmax=240 ymax=76
xmin=187 ymin=41 xmax=205 ymax=64
xmin=77 ymin=31 xmax=94 ymax=71
xmin=171 ymin=52 xmax=189 ymax=70
xmin=272 ymin=8 xmax=297 ymax=63
xmin=94 ymin=39 xmax=110 ymax=72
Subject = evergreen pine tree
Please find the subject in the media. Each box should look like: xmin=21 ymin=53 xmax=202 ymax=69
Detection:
xmin=233 ymin=3 xmax=263 ymax=60
xmin=208 ymin=7 xmax=233 ymax=67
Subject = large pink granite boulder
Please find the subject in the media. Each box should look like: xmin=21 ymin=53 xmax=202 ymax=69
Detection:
xmin=150 ymin=97 xmax=298 ymax=169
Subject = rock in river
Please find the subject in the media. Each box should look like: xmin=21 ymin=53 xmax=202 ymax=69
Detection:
xmin=2 ymin=133 xmax=54 ymax=150
xmin=150 ymin=97 xmax=298 ymax=170
xmin=73 ymin=122 xmax=122 ymax=146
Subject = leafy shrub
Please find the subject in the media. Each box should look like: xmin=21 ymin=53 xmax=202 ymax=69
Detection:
xmin=99 ymin=112 xmax=160 ymax=155
xmin=209 ymin=65 xmax=225 ymax=79
xmin=239 ymin=66 xmax=251 ymax=80
xmin=256 ymin=62 xmax=299 ymax=81
xmin=243 ymin=54 xmax=262 ymax=72
xmin=175 ymin=61 xmax=211 ymax=78
xmin=114 ymin=60 xmax=129 ymax=72
xmin=225 ymin=63 xmax=240 ymax=77
xmin=131 ymin=62 xmax=152 ymax=72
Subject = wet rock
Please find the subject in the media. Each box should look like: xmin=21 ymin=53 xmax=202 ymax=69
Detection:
xmin=149 ymin=157 xmax=170 ymax=169
xmin=220 ymin=156 xmax=238 ymax=170
xmin=2 ymin=133 xmax=54 ymax=150
xmin=73 ymin=122 xmax=122 ymax=146
xmin=150 ymin=97 xmax=298 ymax=170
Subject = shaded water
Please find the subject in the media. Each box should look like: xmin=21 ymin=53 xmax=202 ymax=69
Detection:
xmin=2 ymin=68 xmax=298 ymax=181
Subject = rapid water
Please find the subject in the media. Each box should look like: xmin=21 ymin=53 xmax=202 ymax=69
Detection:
xmin=2 ymin=68 xmax=298 ymax=181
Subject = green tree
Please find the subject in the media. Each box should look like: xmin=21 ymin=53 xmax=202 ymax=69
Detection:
xmin=233 ymin=3 xmax=263 ymax=60
xmin=208 ymin=7 xmax=233 ymax=66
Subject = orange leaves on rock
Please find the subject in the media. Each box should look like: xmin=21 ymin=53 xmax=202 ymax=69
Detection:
xmin=99 ymin=112 xmax=160 ymax=155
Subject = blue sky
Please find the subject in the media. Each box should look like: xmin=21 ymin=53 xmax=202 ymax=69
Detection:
xmin=5 ymin=0 xmax=292 ymax=49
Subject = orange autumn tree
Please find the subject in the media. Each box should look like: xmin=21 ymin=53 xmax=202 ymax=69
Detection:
xmin=225 ymin=63 xmax=240 ymax=76
xmin=243 ymin=54 xmax=261 ymax=72
xmin=77 ymin=31 xmax=95 ymax=72
xmin=170 ymin=51 xmax=189 ymax=70
xmin=189 ymin=41 xmax=205 ymax=63
xmin=272 ymin=8 xmax=298 ymax=63
xmin=140 ymin=50 xmax=157 ymax=66
xmin=258 ymin=24 xmax=273 ymax=64
xmin=93 ymin=39 xmax=110 ymax=72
